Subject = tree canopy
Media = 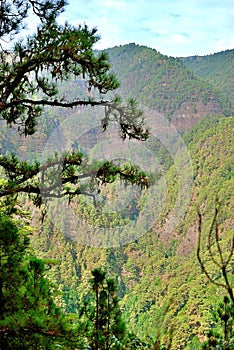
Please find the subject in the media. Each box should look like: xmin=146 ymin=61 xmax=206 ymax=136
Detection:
xmin=0 ymin=0 xmax=149 ymax=206
xmin=0 ymin=215 xmax=74 ymax=349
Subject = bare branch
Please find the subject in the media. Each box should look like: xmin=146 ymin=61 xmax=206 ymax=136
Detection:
xmin=197 ymin=207 xmax=234 ymax=303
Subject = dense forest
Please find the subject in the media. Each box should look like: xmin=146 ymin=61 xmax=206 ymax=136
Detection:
xmin=0 ymin=1 xmax=233 ymax=349
xmin=30 ymin=114 xmax=234 ymax=349
xmin=182 ymin=50 xmax=234 ymax=101
xmin=105 ymin=44 xmax=233 ymax=129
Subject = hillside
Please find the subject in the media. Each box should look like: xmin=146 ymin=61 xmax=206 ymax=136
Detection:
xmin=120 ymin=115 xmax=234 ymax=347
xmin=1 ymin=43 xmax=233 ymax=349
xmin=182 ymin=49 xmax=234 ymax=116
xmin=30 ymin=114 xmax=234 ymax=349
xmin=182 ymin=49 xmax=234 ymax=99
xmin=1 ymin=44 xmax=232 ymax=160
xmin=105 ymin=43 xmax=232 ymax=131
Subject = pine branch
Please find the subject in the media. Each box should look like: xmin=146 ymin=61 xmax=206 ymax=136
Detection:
xmin=0 ymin=20 xmax=148 ymax=140
xmin=0 ymin=154 xmax=148 ymax=202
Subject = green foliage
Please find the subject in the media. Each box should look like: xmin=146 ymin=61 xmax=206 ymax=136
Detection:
xmin=182 ymin=50 xmax=234 ymax=115
xmin=79 ymin=268 xmax=127 ymax=349
xmin=0 ymin=2 xmax=149 ymax=206
xmin=0 ymin=215 xmax=73 ymax=349
xmin=201 ymin=296 xmax=234 ymax=350
xmin=1 ymin=3 xmax=233 ymax=348
xmin=106 ymin=43 xmax=231 ymax=120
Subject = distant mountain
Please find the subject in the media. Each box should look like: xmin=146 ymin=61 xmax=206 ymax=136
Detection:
xmin=182 ymin=49 xmax=234 ymax=116
xmin=2 ymin=44 xmax=232 ymax=160
xmin=2 ymin=42 xmax=233 ymax=348
xmin=182 ymin=49 xmax=234 ymax=99
xmin=105 ymin=43 xmax=232 ymax=131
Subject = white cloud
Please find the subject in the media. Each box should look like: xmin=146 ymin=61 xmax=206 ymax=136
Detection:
xmin=15 ymin=0 xmax=233 ymax=57
xmin=170 ymin=34 xmax=189 ymax=43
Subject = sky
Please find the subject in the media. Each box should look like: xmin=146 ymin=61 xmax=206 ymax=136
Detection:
xmin=58 ymin=0 xmax=234 ymax=57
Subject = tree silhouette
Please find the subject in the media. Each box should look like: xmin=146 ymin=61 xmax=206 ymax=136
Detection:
xmin=197 ymin=204 xmax=234 ymax=349
xmin=0 ymin=0 xmax=149 ymax=207
xmin=197 ymin=205 xmax=234 ymax=303
xmin=79 ymin=268 xmax=126 ymax=349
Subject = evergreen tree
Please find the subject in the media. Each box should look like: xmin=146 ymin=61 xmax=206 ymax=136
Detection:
xmin=0 ymin=215 xmax=73 ymax=349
xmin=0 ymin=0 xmax=148 ymax=205
xmin=79 ymin=268 xmax=126 ymax=349
xmin=0 ymin=2 xmax=148 ymax=348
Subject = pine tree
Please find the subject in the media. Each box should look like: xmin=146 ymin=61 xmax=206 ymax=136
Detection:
xmin=79 ymin=268 xmax=126 ymax=350
xmin=0 ymin=215 xmax=73 ymax=349
xmin=0 ymin=2 xmax=149 ymax=348
xmin=0 ymin=0 xmax=148 ymax=206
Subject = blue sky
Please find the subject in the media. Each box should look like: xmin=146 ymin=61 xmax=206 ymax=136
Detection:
xmin=58 ymin=0 xmax=233 ymax=57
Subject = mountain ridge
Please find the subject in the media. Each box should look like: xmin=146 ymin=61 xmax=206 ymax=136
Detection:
xmin=1 ymin=41 xmax=233 ymax=349
xmin=104 ymin=43 xmax=233 ymax=130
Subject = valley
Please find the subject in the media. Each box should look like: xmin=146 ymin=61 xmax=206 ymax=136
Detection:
xmin=1 ymin=41 xmax=233 ymax=349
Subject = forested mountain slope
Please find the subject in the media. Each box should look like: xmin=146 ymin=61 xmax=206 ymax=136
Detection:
xmin=1 ymin=41 xmax=233 ymax=348
xmin=1 ymin=44 xmax=232 ymax=159
xmin=182 ymin=49 xmax=234 ymax=99
xmin=120 ymin=115 xmax=234 ymax=348
xmin=182 ymin=49 xmax=234 ymax=116
xmin=105 ymin=43 xmax=232 ymax=130
xmin=31 ymin=115 xmax=234 ymax=349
